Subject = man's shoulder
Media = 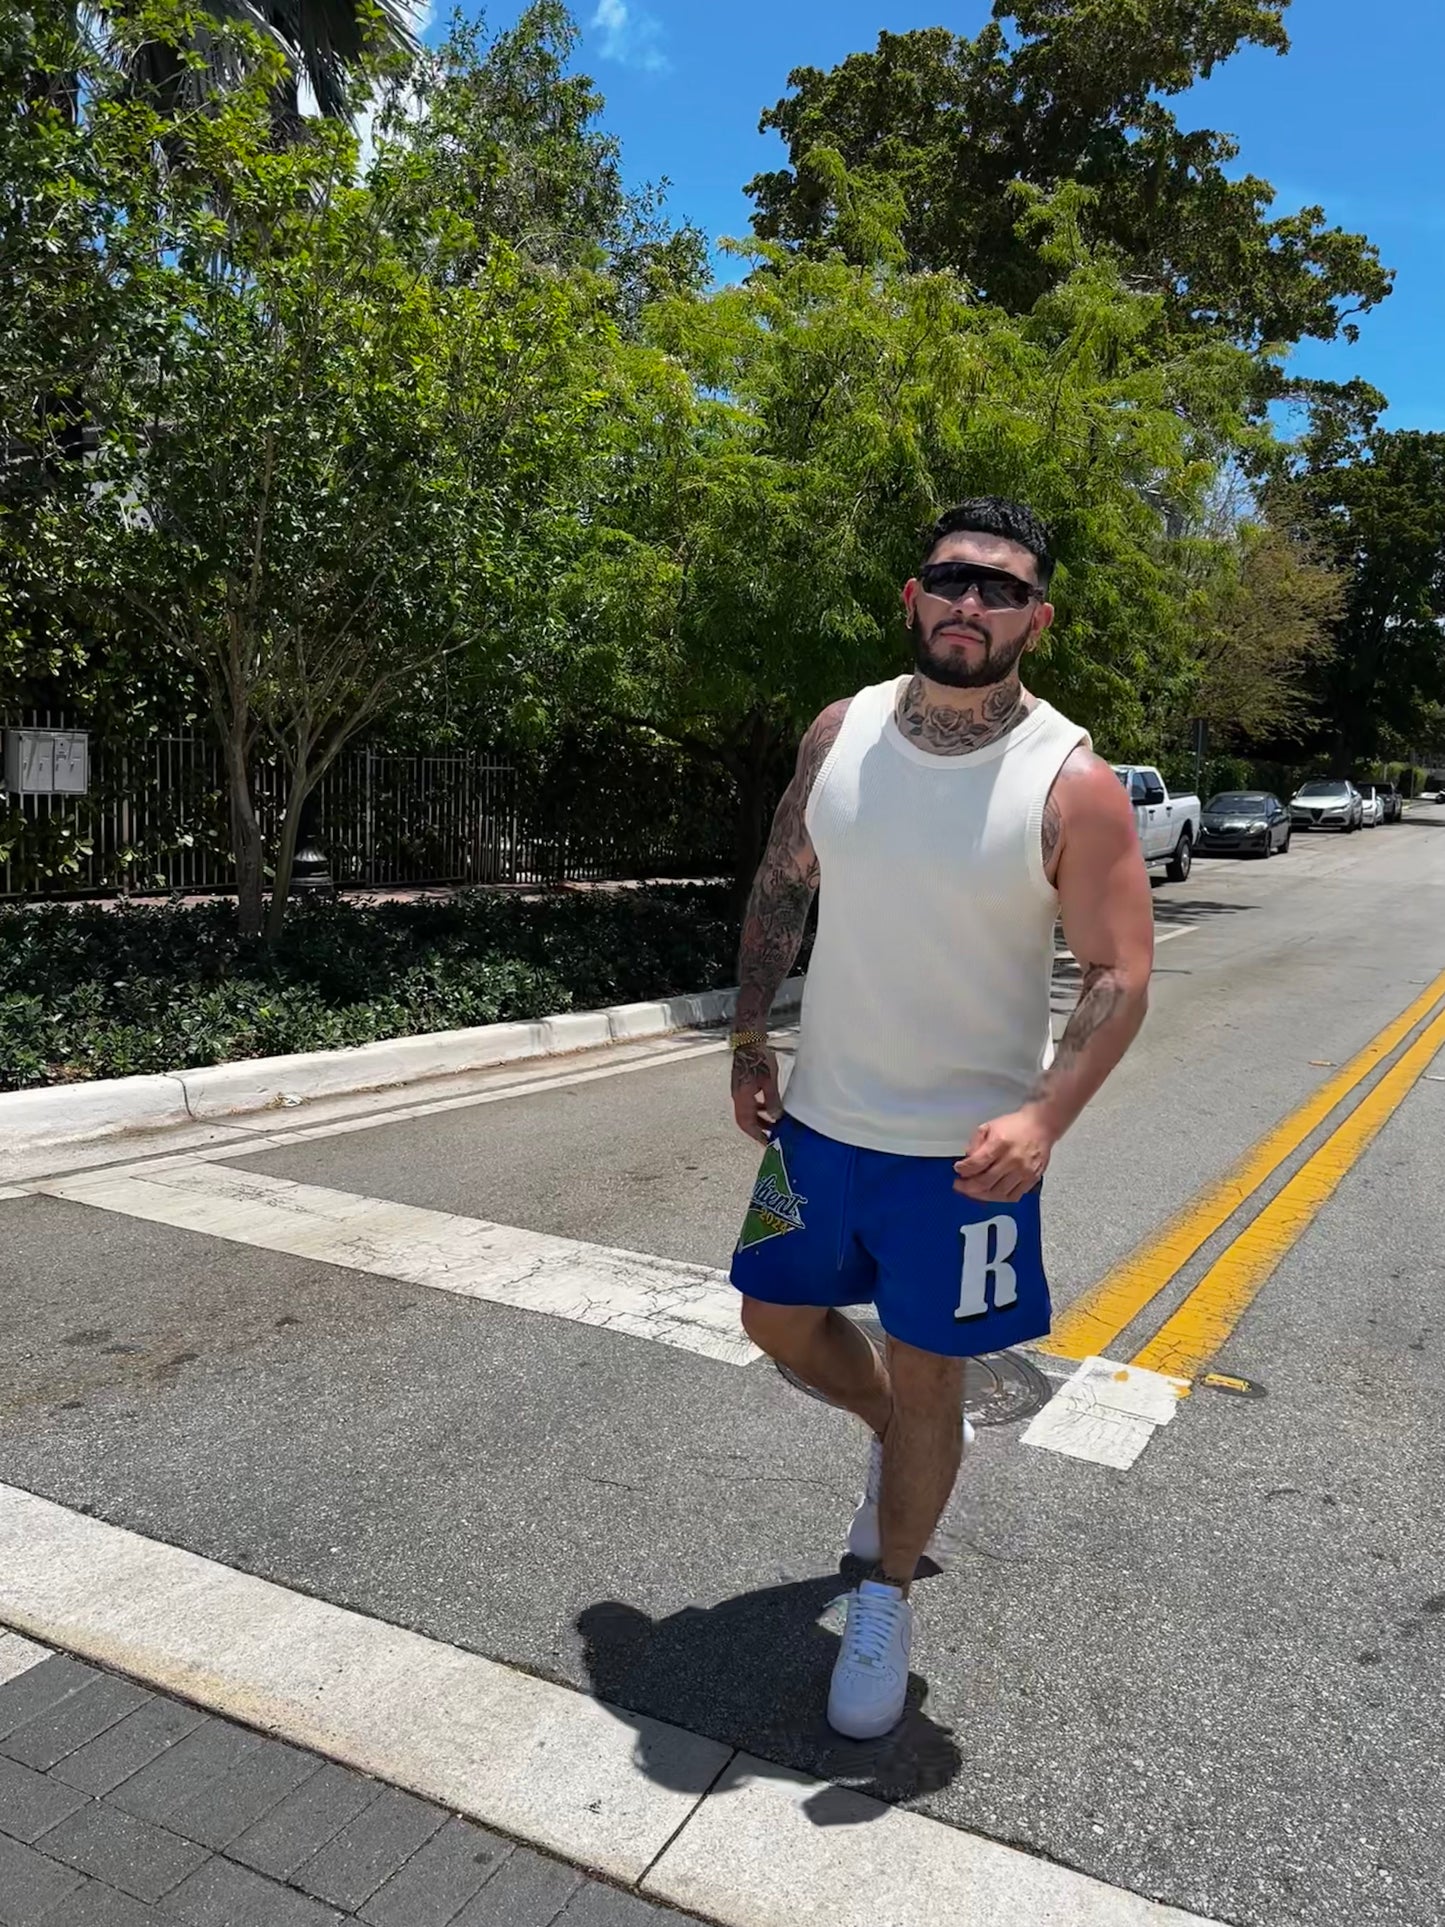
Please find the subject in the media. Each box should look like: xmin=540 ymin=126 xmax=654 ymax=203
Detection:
xmin=799 ymin=694 xmax=857 ymax=768
xmin=792 ymin=701 xmax=851 ymax=804
xmin=805 ymin=674 xmax=904 ymax=742
xmin=814 ymin=695 xmax=855 ymax=730
xmin=1050 ymin=744 xmax=1140 ymax=847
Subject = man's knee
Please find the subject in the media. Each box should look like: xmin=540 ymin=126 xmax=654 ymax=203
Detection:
xmin=739 ymin=1296 xmax=824 ymax=1355
xmin=885 ymin=1335 xmax=965 ymax=1407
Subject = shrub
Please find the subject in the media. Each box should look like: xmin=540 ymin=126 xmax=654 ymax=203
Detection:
xmin=0 ymin=885 xmax=779 ymax=1090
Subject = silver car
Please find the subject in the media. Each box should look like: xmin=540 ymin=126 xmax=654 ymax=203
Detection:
xmin=1289 ymin=779 xmax=1362 ymax=832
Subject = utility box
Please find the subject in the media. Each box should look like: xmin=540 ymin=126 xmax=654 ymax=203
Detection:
xmin=3 ymin=729 xmax=90 ymax=796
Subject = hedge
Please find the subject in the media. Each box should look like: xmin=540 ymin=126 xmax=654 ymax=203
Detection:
xmin=0 ymin=886 xmax=782 ymax=1092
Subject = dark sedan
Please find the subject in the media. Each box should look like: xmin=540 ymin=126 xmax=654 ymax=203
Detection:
xmin=1363 ymin=780 xmax=1402 ymax=823
xmin=1198 ymin=791 xmax=1292 ymax=857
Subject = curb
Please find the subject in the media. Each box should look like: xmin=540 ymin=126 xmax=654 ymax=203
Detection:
xmin=1 ymin=1485 xmax=1223 ymax=1927
xmin=0 ymin=978 xmax=804 ymax=1160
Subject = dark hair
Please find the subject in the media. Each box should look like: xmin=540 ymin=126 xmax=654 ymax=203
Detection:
xmin=923 ymin=497 xmax=1055 ymax=590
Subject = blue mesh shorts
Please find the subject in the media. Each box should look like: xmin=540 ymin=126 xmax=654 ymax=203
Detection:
xmin=730 ymin=1112 xmax=1051 ymax=1358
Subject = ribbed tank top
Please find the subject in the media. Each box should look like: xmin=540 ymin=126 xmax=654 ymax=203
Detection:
xmin=784 ymin=677 xmax=1090 ymax=1156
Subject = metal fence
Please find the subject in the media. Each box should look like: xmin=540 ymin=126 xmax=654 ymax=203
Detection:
xmin=0 ymin=710 xmax=721 ymax=898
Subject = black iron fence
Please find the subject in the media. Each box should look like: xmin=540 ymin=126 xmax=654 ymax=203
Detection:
xmin=0 ymin=710 xmax=732 ymax=897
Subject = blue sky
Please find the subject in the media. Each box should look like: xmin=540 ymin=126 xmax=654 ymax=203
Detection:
xmin=454 ymin=1 xmax=1444 ymax=432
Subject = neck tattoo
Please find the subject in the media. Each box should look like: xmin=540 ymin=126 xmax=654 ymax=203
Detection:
xmin=895 ymin=676 xmax=1028 ymax=756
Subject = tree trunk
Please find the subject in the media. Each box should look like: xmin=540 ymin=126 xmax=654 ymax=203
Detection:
xmin=729 ymin=712 xmax=779 ymax=914
xmin=225 ymin=740 xmax=265 ymax=939
xmin=264 ymin=764 xmax=311 ymax=946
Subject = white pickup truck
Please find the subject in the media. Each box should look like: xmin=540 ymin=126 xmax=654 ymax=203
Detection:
xmin=1111 ymin=765 xmax=1202 ymax=883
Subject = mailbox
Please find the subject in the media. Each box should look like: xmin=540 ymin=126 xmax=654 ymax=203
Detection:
xmin=3 ymin=730 xmax=90 ymax=796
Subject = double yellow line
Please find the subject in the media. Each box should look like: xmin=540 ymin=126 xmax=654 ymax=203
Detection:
xmin=1042 ymin=967 xmax=1445 ymax=1382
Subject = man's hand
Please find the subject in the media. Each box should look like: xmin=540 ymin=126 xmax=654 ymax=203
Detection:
xmin=732 ymin=1044 xmax=782 ymax=1145
xmin=953 ymin=1107 xmax=1055 ymax=1203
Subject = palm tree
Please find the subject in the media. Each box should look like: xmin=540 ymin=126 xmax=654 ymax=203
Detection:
xmin=89 ymin=0 xmax=422 ymax=132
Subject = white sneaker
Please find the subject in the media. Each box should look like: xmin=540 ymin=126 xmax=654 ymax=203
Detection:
xmin=845 ymin=1422 xmax=974 ymax=1566
xmin=827 ymin=1580 xmax=913 ymax=1739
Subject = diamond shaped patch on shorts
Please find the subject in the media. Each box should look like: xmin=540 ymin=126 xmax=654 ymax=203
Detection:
xmin=738 ymin=1139 xmax=809 ymax=1250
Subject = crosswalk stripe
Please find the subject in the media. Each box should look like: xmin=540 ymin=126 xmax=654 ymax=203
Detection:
xmin=40 ymin=1162 xmax=756 ymax=1367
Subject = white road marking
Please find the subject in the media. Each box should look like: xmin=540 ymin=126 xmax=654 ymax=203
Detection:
xmin=0 ymin=1484 xmax=1222 ymax=1926
xmin=237 ymin=1031 xmax=737 ymax=1143
xmin=1021 ymin=1355 xmax=1189 ymax=1470
xmin=3 ymin=1029 xmax=742 ymax=1188
xmin=10 ymin=1018 xmax=795 ymax=1189
xmin=39 ymin=1162 xmax=756 ymax=1366
xmin=0 ymin=1627 xmax=51 ymax=1684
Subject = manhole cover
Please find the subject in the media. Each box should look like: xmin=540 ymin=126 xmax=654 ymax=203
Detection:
xmin=775 ymin=1311 xmax=1051 ymax=1428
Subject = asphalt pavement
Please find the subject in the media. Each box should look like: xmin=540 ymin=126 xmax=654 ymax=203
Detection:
xmin=3 ymin=808 xmax=1445 ymax=1927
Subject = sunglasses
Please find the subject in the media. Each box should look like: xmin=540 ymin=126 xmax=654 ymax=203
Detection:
xmin=917 ymin=562 xmax=1042 ymax=612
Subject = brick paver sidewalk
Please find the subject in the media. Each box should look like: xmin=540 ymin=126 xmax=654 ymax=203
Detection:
xmin=0 ymin=1647 xmax=703 ymax=1927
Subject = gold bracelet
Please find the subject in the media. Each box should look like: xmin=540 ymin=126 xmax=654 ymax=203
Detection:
xmin=729 ymin=1029 xmax=770 ymax=1053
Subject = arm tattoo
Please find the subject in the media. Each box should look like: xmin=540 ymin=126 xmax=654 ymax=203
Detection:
xmin=1041 ymin=793 xmax=1063 ymax=871
xmin=896 ymin=676 xmax=1026 ymax=755
xmin=732 ymin=706 xmax=845 ymax=1062
xmin=1035 ymin=962 xmax=1126 ymax=1095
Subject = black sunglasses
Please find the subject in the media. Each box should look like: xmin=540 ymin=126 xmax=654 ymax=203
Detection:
xmin=917 ymin=561 xmax=1042 ymax=612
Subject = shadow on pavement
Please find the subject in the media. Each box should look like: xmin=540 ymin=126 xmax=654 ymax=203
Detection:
xmin=576 ymin=1571 xmax=963 ymax=1819
xmin=1150 ymin=895 xmax=1253 ymax=925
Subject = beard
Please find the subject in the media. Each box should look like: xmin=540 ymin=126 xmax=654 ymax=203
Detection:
xmin=913 ymin=617 xmax=1032 ymax=691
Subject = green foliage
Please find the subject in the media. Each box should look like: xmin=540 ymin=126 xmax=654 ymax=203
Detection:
xmin=0 ymin=886 xmax=766 ymax=1088
xmin=747 ymin=4 xmax=1390 ymax=376
xmin=1268 ymin=428 xmax=1445 ymax=764
xmin=14 ymin=1 xmax=629 ymax=938
xmin=0 ymin=0 xmax=1423 ymax=932
xmin=79 ymin=0 xmax=419 ymax=128
xmin=1380 ymin=762 xmax=1427 ymax=798
xmin=368 ymin=5 xmax=706 ymax=320
xmin=551 ymin=200 xmax=1263 ymax=889
xmin=1169 ymin=518 xmax=1342 ymax=750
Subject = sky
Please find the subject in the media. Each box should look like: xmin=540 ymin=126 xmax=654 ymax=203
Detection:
xmin=444 ymin=1 xmax=1445 ymax=433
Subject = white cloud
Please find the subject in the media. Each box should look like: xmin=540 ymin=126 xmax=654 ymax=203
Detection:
xmin=589 ymin=0 xmax=672 ymax=75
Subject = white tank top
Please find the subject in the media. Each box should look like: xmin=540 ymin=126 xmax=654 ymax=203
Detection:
xmin=784 ymin=677 xmax=1090 ymax=1156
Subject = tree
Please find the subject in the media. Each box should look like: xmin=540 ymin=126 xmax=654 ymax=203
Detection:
xmin=746 ymin=2 xmax=1390 ymax=381
xmin=1180 ymin=521 xmax=1342 ymax=749
xmin=67 ymin=10 xmax=614 ymax=938
xmin=1 ymin=3 xmax=155 ymax=711
xmin=1270 ymin=429 xmax=1445 ymax=767
xmin=40 ymin=0 xmax=421 ymax=131
xmin=557 ymin=199 xmax=1263 ymax=895
xmin=367 ymin=5 xmax=706 ymax=323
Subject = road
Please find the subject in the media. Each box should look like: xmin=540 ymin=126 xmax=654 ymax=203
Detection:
xmin=3 ymin=808 xmax=1445 ymax=1926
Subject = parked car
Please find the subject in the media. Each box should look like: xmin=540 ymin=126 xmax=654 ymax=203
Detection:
xmin=1289 ymin=779 xmax=1363 ymax=832
xmin=1371 ymin=780 xmax=1403 ymax=823
xmin=1354 ymin=782 xmax=1386 ymax=828
xmin=1112 ymin=765 xmax=1203 ymax=881
xmin=1198 ymin=791 xmax=1292 ymax=857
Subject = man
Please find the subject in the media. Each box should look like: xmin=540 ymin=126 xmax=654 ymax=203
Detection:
xmin=727 ymin=497 xmax=1154 ymax=1741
